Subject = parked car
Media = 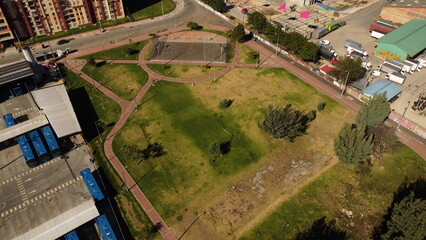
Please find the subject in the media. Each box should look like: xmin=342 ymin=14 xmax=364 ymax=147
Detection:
xmin=241 ymin=8 xmax=249 ymax=14
xmin=287 ymin=17 xmax=296 ymax=20
xmin=57 ymin=39 xmax=69 ymax=45
xmin=319 ymin=40 xmax=330 ymax=45
xmin=308 ymin=25 xmax=318 ymax=29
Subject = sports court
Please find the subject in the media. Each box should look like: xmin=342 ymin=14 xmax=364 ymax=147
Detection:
xmin=150 ymin=31 xmax=229 ymax=63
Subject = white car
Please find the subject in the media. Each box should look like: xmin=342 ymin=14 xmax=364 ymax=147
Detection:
xmin=320 ymin=40 xmax=330 ymax=45
xmin=372 ymin=70 xmax=381 ymax=76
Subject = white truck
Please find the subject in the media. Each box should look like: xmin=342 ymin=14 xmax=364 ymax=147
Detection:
xmin=405 ymin=58 xmax=423 ymax=71
xmin=371 ymin=30 xmax=386 ymax=39
xmin=386 ymin=72 xmax=406 ymax=84
xmin=347 ymin=44 xmax=368 ymax=58
xmin=344 ymin=39 xmax=362 ymax=48
xmin=378 ymin=63 xmax=401 ymax=74
xmin=384 ymin=59 xmax=405 ymax=74
xmin=394 ymin=59 xmax=415 ymax=74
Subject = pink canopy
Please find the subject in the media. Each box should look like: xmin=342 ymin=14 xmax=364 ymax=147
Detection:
xmin=300 ymin=12 xmax=310 ymax=18
xmin=277 ymin=3 xmax=286 ymax=10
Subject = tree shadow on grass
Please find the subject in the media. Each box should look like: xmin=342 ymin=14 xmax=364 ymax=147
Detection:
xmin=371 ymin=178 xmax=426 ymax=240
xmin=293 ymin=217 xmax=348 ymax=240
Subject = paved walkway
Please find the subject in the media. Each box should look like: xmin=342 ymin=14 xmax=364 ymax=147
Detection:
xmin=63 ymin=24 xmax=426 ymax=240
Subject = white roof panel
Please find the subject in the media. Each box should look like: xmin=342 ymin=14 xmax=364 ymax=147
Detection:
xmin=31 ymin=84 xmax=81 ymax=137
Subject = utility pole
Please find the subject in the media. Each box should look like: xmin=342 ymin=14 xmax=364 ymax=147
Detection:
xmin=161 ymin=0 xmax=165 ymax=17
xmin=396 ymin=100 xmax=411 ymax=130
xmin=341 ymin=71 xmax=350 ymax=95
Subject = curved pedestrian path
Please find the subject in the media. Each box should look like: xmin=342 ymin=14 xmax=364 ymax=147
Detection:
xmin=63 ymin=24 xmax=426 ymax=240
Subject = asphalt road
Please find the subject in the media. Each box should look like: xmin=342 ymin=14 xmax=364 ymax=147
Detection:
xmin=0 ymin=0 xmax=233 ymax=65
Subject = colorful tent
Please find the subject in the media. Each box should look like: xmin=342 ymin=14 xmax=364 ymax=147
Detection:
xmin=277 ymin=3 xmax=286 ymax=10
xmin=300 ymin=12 xmax=310 ymax=18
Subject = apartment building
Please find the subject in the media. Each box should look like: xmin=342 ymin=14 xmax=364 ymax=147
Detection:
xmin=0 ymin=6 xmax=15 ymax=47
xmin=0 ymin=0 xmax=124 ymax=45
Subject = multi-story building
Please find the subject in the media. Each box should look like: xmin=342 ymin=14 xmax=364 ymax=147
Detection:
xmin=0 ymin=6 xmax=15 ymax=47
xmin=0 ymin=0 xmax=124 ymax=45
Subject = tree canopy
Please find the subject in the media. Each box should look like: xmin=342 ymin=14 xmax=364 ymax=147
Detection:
xmin=186 ymin=22 xmax=200 ymax=30
xmin=231 ymin=24 xmax=246 ymax=43
xmin=334 ymin=124 xmax=373 ymax=163
xmin=298 ymin=41 xmax=320 ymax=62
xmin=331 ymin=56 xmax=366 ymax=83
xmin=379 ymin=192 xmax=426 ymax=240
xmin=202 ymin=0 xmax=226 ymax=12
xmin=259 ymin=104 xmax=309 ymax=142
xmin=356 ymin=93 xmax=391 ymax=127
xmin=247 ymin=11 xmax=268 ymax=33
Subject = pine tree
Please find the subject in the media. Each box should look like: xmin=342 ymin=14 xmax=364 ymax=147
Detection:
xmin=259 ymin=104 xmax=309 ymax=142
xmin=356 ymin=93 xmax=391 ymax=127
xmin=380 ymin=192 xmax=426 ymax=240
xmin=334 ymin=123 xmax=373 ymax=163
xmin=231 ymin=24 xmax=246 ymax=43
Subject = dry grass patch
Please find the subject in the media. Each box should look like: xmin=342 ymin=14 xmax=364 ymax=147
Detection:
xmin=112 ymin=67 xmax=353 ymax=239
xmin=147 ymin=64 xmax=227 ymax=79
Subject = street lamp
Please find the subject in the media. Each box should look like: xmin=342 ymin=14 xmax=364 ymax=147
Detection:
xmin=341 ymin=71 xmax=350 ymax=96
xmin=94 ymin=119 xmax=103 ymax=143
xmin=396 ymin=100 xmax=411 ymax=130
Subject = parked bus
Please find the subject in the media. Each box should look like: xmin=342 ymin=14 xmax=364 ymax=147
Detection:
xmin=3 ymin=114 xmax=38 ymax=168
xmin=41 ymin=125 xmax=62 ymax=158
xmin=29 ymin=130 xmax=50 ymax=163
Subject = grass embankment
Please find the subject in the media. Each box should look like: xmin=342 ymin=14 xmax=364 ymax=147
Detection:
xmin=79 ymin=39 xmax=150 ymax=60
xmin=240 ymin=143 xmax=426 ymax=240
xmin=63 ymin=68 xmax=160 ymax=239
xmin=110 ymin=66 xmax=354 ymax=238
xmin=82 ymin=63 xmax=148 ymax=101
xmin=237 ymin=44 xmax=259 ymax=64
xmin=130 ymin=0 xmax=176 ymax=21
xmin=147 ymin=64 xmax=227 ymax=79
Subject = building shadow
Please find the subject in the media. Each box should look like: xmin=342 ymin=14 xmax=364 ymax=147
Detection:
xmin=122 ymin=0 xmax=163 ymax=15
xmin=68 ymin=87 xmax=102 ymax=142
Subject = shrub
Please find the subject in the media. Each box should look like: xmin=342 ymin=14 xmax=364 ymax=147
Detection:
xmin=317 ymin=102 xmax=326 ymax=111
xmin=219 ymin=99 xmax=233 ymax=108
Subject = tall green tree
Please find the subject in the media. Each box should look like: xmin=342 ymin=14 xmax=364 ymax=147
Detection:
xmin=331 ymin=56 xmax=366 ymax=83
xmin=247 ymin=11 xmax=268 ymax=33
xmin=259 ymin=104 xmax=309 ymax=142
xmin=186 ymin=22 xmax=199 ymax=30
xmin=298 ymin=41 xmax=320 ymax=62
xmin=356 ymin=93 xmax=391 ymax=127
xmin=231 ymin=24 xmax=246 ymax=42
xmin=202 ymin=0 xmax=226 ymax=12
xmin=334 ymin=123 xmax=373 ymax=163
xmin=379 ymin=192 xmax=426 ymax=240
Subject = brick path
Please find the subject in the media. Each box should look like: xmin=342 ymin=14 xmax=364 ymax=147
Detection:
xmin=63 ymin=24 xmax=426 ymax=240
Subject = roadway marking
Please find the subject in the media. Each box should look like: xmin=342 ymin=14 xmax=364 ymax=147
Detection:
xmin=15 ymin=176 xmax=28 ymax=202
xmin=1 ymin=176 xmax=83 ymax=218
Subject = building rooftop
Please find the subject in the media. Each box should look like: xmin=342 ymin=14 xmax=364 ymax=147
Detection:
xmin=362 ymin=79 xmax=402 ymax=100
xmin=0 ymin=94 xmax=49 ymax=142
xmin=0 ymin=60 xmax=34 ymax=86
xmin=31 ymin=84 xmax=81 ymax=138
xmin=376 ymin=19 xmax=426 ymax=57
xmin=386 ymin=0 xmax=426 ymax=8
xmin=0 ymin=144 xmax=97 ymax=239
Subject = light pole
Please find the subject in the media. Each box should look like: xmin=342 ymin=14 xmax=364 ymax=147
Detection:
xmin=396 ymin=100 xmax=411 ymax=130
xmin=275 ymin=33 xmax=280 ymax=55
xmin=161 ymin=0 xmax=165 ymax=17
xmin=341 ymin=71 xmax=350 ymax=95
xmin=94 ymin=119 xmax=102 ymax=143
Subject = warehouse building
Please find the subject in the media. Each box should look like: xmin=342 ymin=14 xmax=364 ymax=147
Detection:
xmin=379 ymin=0 xmax=426 ymax=25
xmin=375 ymin=19 xmax=426 ymax=60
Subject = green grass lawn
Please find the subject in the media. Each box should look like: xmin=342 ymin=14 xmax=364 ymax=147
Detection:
xmin=130 ymin=0 xmax=176 ymax=21
xmin=109 ymin=65 xmax=354 ymax=238
xmin=147 ymin=64 xmax=227 ymax=79
xmin=63 ymin=67 xmax=160 ymax=240
xmin=238 ymin=44 xmax=259 ymax=64
xmin=79 ymin=39 xmax=150 ymax=60
xmin=240 ymin=146 xmax=426 ymax=240
xmin=82 ymin=63 xmax=148 ymax=101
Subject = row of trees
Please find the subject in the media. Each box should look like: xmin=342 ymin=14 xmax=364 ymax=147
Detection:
xmin=247 ymin=11 xmax=319 ymax=62
xmin=201 ymin=0 xmax=226 ymax=12
xmin=334 ymin=93 xmax=391 ymax=164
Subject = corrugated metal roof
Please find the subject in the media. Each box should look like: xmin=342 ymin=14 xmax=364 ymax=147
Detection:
xmin=0 ymin=60 xmax=34 ymax=85
xmin=376 ymin=19 xmax=426 ymax=57
xmin=362 ymin=79 xmax=402 ymax=100
xmin=31 ymin=84 xmax=82 ymax=137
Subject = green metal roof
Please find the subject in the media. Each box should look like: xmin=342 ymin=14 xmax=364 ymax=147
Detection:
xmin=376 ymin=19 xmax=426 ymax=57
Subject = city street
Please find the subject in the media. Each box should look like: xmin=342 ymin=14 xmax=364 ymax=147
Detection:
xmin=0 ymin=0 xmax=233 ymax=65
